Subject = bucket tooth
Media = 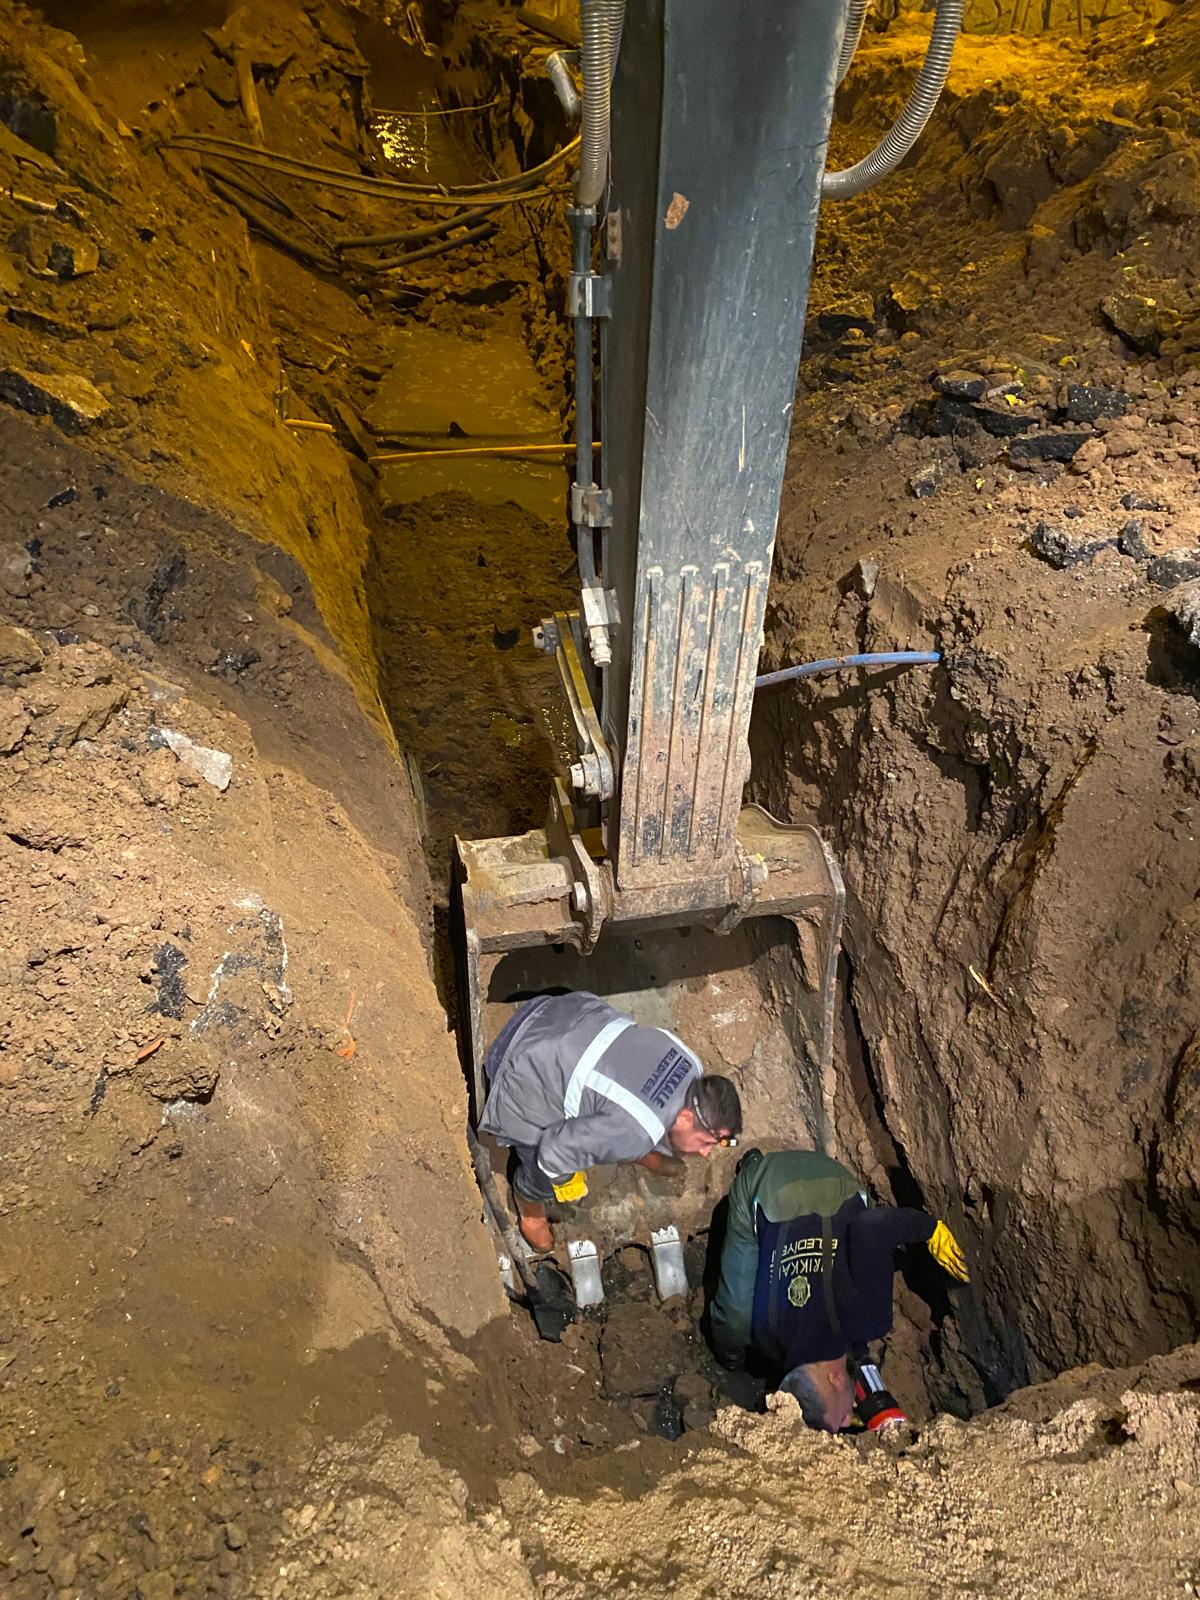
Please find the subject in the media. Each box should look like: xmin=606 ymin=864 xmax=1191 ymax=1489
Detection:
xmin=567 ymin=1238 xmax=604 ymax=1308
xmin=650 ymin=1224 xmax=688 ymax=1301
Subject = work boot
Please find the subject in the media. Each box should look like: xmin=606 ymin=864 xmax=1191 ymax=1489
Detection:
xmin=514 ymin=1193 xmax=553 ymax=1253
xmin=635 ymin=1152 xmax=685 ymax=1179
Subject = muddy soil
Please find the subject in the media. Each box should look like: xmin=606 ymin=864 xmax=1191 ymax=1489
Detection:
xmin=753 ymin=5 xmax=1200 ymax=1414
xmin=1 ymin=0 xmax=1199 ymax=1596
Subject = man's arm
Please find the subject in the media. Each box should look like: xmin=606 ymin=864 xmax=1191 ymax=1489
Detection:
xmin=847 ymin=1207 xmax=970 ymax=1285
xmin=708 ymin=1161 xmax=761 ymax=1368
xmin=535 ymin=1105 xmax=656 ymax=1180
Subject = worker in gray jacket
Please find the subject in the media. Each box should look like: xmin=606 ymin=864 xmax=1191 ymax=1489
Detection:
xmin=479 ymin=990 xmax=743 ymax=1251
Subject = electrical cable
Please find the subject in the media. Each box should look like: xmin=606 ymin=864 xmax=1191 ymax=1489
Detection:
xmin=336 ymin=195 xmax=549 ymax=253
xmin=376 ymin=219 xmax=496 ymax=273
xmin=754 ymin=650 xmax=940 ymax=689
xmin=166 ymin=132 xmax=579 ymax=205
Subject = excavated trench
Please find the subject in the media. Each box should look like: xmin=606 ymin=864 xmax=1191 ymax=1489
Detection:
xmin=2 ymin=0 xmax=1200 ymax=1593
xmin=346 ymin=0 xmax=1200 ymax=1431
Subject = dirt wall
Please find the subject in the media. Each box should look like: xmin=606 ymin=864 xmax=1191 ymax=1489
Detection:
xmin=753 ymin=0 xmax=1200 ymax=1410
xmin=0 ymin=0 xmax=510 ymax=1359
xmin=883 ymin=0 xmax=1181 ymax=35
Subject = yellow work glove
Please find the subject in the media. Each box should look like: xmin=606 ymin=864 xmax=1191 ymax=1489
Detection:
xmin=928 ymin=1220 xmax=969 ymax=1282
xmin=552 ymin=1171 xmax=588 ymax=1203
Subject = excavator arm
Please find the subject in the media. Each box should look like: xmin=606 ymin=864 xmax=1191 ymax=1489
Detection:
xmin=456 ymin=0 xmax=848 ymax=1129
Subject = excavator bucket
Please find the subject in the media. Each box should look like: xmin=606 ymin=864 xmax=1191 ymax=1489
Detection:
xmin=455 ymin=0 xmax=849 ymax=1303
xmin=455 ymin=797 xmax=845 ymax=1291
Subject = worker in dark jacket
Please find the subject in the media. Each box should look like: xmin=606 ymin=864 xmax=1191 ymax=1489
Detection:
xmin=479 ymin=990 xmax=742 ymax=1251
xmin=709 ymin=1148 xmax=968 ymax=1431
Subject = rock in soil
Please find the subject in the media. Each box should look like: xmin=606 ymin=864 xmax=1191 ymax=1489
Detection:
xmin=0 ymin=365 xmax=110 ymax=432
xmin=1166 ymin=581 xmax=1200 ymax=649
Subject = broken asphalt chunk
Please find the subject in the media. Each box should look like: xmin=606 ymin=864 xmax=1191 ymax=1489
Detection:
xmin=931 ymin=369 xmax=987 ymax=401
xmin=0 ymin=365 xmax=109 ymax=433
xmin=1058 ymin=383 xmax=1129 ymax=424
xmin=974 ymin=403 xmax=1039 ymax=439
xmin=1147 ymin=549 xmax=1200 ymax=589
xmin=1118 ymin=521 xmax=1150 ymax=561
xmin=1008 ymin=431 xmax=1092 ymax=467
xmin=1029 ymin=522 xmax=1111 ymax=569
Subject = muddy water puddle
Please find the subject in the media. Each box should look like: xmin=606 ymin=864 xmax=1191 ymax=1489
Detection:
xmin=357 ymin=16 xmax=482 ymax=184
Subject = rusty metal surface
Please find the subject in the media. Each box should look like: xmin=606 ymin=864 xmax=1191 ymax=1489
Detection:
xmin=620 ymin=558 xmax=767 ymax=890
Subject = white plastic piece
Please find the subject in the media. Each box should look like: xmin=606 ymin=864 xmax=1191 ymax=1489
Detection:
xmin=650 ymin=1224 xmax=688 ymax=1301
xmin=567 ymin=1238 xmax=604 ymax=1308
xmin=497 ymin=1253 xmax=517 ymax=1295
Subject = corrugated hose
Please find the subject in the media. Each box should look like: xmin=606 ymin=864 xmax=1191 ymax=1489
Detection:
xmin=822 ymin=0 xmax=962 ymax=200
xmin=575 ymin=0 xmax=624 ymax=208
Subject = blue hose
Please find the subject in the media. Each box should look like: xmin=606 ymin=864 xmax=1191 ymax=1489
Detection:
xmin=755 ymin=650 xmax=940 ymax=690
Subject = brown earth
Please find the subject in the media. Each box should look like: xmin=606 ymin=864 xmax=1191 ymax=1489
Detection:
xmin=0 ymin=0 xmax=1199 ymax=1596
xmin=754 ymin=3 xmax=1200 ymax=1414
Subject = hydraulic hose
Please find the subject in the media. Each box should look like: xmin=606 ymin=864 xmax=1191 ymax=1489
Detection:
xmin=821 ymin=0 xmax=962 ymax=201
xmin=575 ymin=0 xmax=624 ymax=208
xmin=754 ymin=650 xmax=939 ymax=690
xmin=837 ymin=0 xmax=870 ymax=85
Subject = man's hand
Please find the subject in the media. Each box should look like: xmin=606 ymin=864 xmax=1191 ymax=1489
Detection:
xmin=552 ymin=1171 xmax=588 ymax=1203
xmin=928 ymin=1220 xmax=969 ymax=1282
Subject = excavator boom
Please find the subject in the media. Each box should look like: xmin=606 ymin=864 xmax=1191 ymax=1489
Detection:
xmin=456 ymin=0 xmax=850 ymax=1280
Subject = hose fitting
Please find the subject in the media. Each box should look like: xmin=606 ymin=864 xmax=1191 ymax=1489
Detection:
xmin=545 ymin=51 xmax=581 ymax=121
xmin=822 ymin=0 xmax=962 ymax=201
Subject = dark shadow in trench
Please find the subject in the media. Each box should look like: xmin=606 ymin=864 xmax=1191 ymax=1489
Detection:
xmin=1145 ymin=609 xmax=1200 ymax=699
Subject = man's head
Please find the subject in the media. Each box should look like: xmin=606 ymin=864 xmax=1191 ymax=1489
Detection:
xmin=667 ymin=1076 xmax=742 ymax=1156
xmin=777 ymin=1357 xmax=855 ymax=1433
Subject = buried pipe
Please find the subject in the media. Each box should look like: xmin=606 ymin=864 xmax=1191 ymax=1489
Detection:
xmin=336 ymin=198 xmax=507 ymax=252
xmin=754 ymin=650 xmax=940 ymax=690
xmin=545 ymin=51 xmax=582 ymax=121
xmin=169 ymin=132 xmax=580 ymax=204
xmin=368 ymin=440 xmax=599 ymax=465
xmin=374 ymin=219 xmax=497 ymax=273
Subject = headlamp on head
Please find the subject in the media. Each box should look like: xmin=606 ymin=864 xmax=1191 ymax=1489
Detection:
xmin=687 ymin=1081 xmax=738 ymax=1148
